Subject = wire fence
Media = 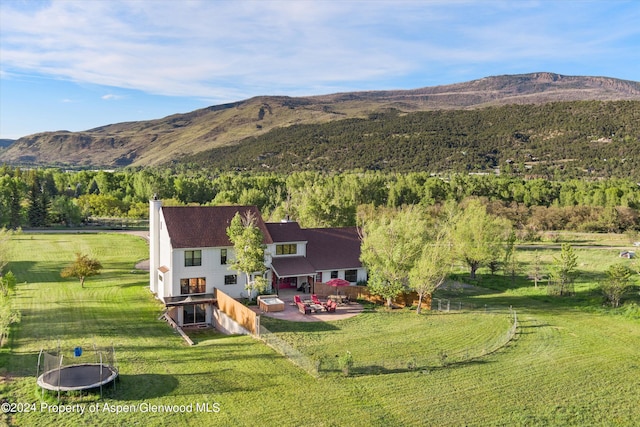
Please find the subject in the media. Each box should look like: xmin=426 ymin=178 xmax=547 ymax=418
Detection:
xmin=258 ymin=325 xmax=320 ymax=377
xmin=258 ymin=307 xmax=518 ymax=377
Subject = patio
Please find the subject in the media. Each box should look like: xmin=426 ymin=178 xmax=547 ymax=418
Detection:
xmin=250 ymin=288 xmax=363 ymax=322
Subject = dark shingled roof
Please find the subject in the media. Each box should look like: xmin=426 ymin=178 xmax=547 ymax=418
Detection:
xmin=271 ymin=256 xmax=317 ymax=277
xmin=265 ymin=221 xmax=307 ymax=242
xmin=161 ymin=205 xmax=273 ymax=248
xmin=303 ymin=227 xmax=362 ymax=271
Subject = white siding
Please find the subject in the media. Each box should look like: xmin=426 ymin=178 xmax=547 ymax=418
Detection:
xmin=316 ymin=268 xmax=366 ymax=284
xmin=149 ymin=200 xmax=162 ymax=294
xmin=157 ymin=212 xmax=173 ymax=301
xmin=167 ymin=247 xmax=247 ymax=299
xmin=269 ymin=241 xmax=307 ymax=258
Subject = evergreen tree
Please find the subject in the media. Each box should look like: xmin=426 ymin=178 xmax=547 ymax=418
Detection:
xmin=547 ymin=243 xmax=578 ymax=296
xmin=26 ymin=174 xmax=50 ymax=227
xmin=601 ymin=263 xmax=633 ymax=308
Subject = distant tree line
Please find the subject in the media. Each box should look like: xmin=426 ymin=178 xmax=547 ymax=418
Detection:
xmin=0 ymin=166 xmax=638 ymax=233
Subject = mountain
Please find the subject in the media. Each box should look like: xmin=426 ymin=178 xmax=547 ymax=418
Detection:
xmin=0 ymin=139 xmax=15 ymax=149
xmin=185 ymin=100 xmax=640 ymax=178
xmin=1 ymin=72 xmax=639 ymax=168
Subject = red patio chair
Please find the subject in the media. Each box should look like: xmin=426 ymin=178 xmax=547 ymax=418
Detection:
xmin=326 ymin=301 xmax=336 ymax=312
xmin=297 ymin=302 xmax=311 ymax=315
xmin=312 ymin=294 xmax=322 ymax=305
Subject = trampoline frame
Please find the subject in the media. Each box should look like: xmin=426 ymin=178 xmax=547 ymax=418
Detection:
xmin=36 ymin=345 xmax=118 ymax=400
xmin=36 ymin=363 xmax=119 ymax=392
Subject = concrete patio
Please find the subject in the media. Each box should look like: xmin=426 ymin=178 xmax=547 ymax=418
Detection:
xmin=250 ymin=288 xmax=363 ymax=322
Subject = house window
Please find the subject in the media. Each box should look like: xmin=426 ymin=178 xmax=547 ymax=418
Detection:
xmin=183 ymin=304 xmax=206 ymax=324
xmin=180 ymin=277 xmax=206 ymax=294
xmin=220 ymin=249 xmax=227 ymax=265
xmin=315 ymin=272 xmax=322 ymax=283
xmin=224 ymin=275 xmax=237 ymax=285
xmin=330 ymin=271 xmax=338 ymax=279
xmin=276 ymin=244 xmax=297 ymax=255
xmin=184 ymin=250 xmax=202 ymax=267
xmin=345 ymin=269 xmax=357 ymax=283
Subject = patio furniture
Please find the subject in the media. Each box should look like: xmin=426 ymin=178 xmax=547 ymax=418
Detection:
xmin=326 ymin=301 xmax=337 ymax=312
xmin=294 ymin=295 xmax=311 ymax=314
xmin=298 ymin=302 xmax=311 ymax=315
xmin=309 ymin=303 xmax=324 ymax=313
xmin=329 ymin=294 xmax=348 ymax=304
xmin=325 ymin=278 xmax=350 ymax=299
xmin=311 ymin=294 xmax=322 ymax=305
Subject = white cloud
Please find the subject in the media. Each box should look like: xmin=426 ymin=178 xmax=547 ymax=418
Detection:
xmin=101 ymin=94 xmax=124 ymax=101
xmin=0 ymin=0 xmax=638 ymax=104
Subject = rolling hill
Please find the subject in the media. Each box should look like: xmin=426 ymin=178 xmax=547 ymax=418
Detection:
xmin=1 ymin=72 xmax=639 ymax=168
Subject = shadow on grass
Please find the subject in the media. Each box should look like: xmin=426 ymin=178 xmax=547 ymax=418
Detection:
xmin=344 ymin=358 xmax=495 ymax=377
xmin=259 ymin=317 xmax=342 ymax=333
xmin=440 ymin=272 xmax=630 ymax=313
xmin=84 ymin=277 xmax=149 ymax=289
xmin=516 ymin=319 xmax=551 ymax=335
xmin=7 ymin=260 xmax=147 ymax=286
xmin=111 ymin=374 xmax=179 ymax=400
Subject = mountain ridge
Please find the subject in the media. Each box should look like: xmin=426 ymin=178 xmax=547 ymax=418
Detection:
xmin=1 ymin=72 xmax=639 ymax=168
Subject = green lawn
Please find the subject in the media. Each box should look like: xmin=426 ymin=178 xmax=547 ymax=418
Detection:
xmin=261 ymin=309 xmax=515 ymax=374
xmin=1 ymin=233 xmax=639 ymax=426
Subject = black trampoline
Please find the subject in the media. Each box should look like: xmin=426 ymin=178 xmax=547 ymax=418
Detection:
xmin=37 ymin=363 xmax=118 ymax=392
xmin=37 ymin=345 xmax=119 ymax=398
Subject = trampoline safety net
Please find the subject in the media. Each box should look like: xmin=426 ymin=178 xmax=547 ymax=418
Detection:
xmin=37 ymin=344 xmax=118 ymax=399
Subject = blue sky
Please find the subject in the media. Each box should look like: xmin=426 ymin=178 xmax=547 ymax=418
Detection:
xmin=1 ymin=0 xmax=639 ymax=139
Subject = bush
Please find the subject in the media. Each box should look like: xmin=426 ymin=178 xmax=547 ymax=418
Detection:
xmin=600 ymin=263 xmax=633 ymax=308
xmin=620 ymin=302 xmax=640 ymax=320
xmin=338 ymin=351 xmax=354 ymax=376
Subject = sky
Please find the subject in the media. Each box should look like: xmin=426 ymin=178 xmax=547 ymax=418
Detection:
xmin=1 ymin=0 xmax=639 ymax=140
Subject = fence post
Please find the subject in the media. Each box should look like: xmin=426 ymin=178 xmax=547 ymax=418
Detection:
xmin=255 ymin=315 xmax=261 ymax=337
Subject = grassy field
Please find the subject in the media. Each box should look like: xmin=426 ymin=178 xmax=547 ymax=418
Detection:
xmin=1 ymin=233 xmax=639 ymax=426
xmin=261 ymin=309 xmax=516 ymax=375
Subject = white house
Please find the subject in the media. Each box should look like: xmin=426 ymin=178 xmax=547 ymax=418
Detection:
xmin=149 ymin=200 xmax=366 ymax=327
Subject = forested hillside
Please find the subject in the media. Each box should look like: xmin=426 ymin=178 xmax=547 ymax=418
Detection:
xmin=185 ymin=101 xmax=640 ymax=179
xmin=1 ymin=73 xmax=638 ymax=168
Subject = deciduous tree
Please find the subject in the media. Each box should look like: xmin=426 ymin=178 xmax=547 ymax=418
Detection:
xmin=547 ymin=243 xmax=578 ymax=296
xmin=226 ymin=211 xmax=267 ymax=301
xmin=450 ymin=200 xmax=512 ymax=279
xmin=409 ymin=226 xmax=454 ymax=314
xmin=529 ymin=252 xmax=543 ymax=288
xmin=60 ymin=253 xmax=103 ymax=288
xmin=0 ymin=228 xmax=15 ymax=273
xmin=360 ymin=206 xmax=428 ymax=307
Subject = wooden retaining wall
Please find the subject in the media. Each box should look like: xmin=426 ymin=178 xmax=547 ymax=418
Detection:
xmin=214 ymin=288 xmax=259 ymax=335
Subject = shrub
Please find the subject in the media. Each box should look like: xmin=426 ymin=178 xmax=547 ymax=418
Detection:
xmin=338 ymin=351 xmax=354 ymax=376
